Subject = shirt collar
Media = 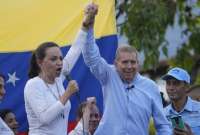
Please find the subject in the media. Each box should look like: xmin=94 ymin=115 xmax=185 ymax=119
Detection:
xmin=183 ymin=97 xmax=193 ymax=112
xmin=169 ymin=96 xmax=193 ymax=114
xmin=123 ymin=72 xmax=140 ymax=88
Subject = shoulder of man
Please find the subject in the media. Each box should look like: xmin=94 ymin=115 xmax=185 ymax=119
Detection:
xmin=189 ymin=98 xmax=200 ymax=111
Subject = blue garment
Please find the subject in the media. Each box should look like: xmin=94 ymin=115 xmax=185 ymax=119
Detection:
xmin=82 ymin=29 xmax=171 ymax=135
xmin=165 ymin=97 xmax=200 ymax=135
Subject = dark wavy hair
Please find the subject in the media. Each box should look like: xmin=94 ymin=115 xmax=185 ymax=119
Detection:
xmin=28 ymin=42 xmax=59 ymax=78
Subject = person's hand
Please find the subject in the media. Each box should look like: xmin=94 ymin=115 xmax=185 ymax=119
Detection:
xmin=60 ymin=80 xmax=79 ymax=105
xmin=82 ymin=3 xmax=98 ymax=30
xmin=173 ymin=123 xmax=194 ymax=135
xmin=66 ymin=80 xmax=79 ymax=95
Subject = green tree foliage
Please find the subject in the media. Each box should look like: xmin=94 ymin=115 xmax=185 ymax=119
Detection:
xmin=116 ymin=0 xmax=200 ymax=83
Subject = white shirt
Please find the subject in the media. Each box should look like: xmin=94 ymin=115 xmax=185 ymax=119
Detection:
xmin=24 ymin=29 xmax=87 ymax=135
xmin=68 ymin=120 xmax=91 ymax=135
xmin=0 ymin=117 xmax=14 ymax=135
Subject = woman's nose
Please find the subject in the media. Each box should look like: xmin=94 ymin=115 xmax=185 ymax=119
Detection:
xmin=57 ymin=59 xmax=63 ymax=66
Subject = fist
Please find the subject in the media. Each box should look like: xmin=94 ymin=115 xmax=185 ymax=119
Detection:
xmin=82 ymin=3 xmax=98 ymax=29
xmin=67 ymin=80 xmax=79 ymax=95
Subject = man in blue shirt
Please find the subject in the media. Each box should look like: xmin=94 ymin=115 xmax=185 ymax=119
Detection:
xmin=163 ymin=67 xmax=200 ymax=135
xmin=81 ymin=3 xmax=171 ymax=135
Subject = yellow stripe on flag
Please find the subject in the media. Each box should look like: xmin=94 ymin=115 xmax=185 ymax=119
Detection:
xmin=0 ymin=0 xmax=116 ymax=52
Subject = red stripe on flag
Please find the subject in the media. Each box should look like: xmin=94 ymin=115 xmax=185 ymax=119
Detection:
xmin=68 ymin=121 xmax=78 ymax=132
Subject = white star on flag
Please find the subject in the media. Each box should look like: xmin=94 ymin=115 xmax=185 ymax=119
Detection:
xmin=7 ymin=72 xmax=20 ymax=86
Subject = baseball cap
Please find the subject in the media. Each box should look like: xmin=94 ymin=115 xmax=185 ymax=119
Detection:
xmin=162 ymin=67 xmax=190 ymax=84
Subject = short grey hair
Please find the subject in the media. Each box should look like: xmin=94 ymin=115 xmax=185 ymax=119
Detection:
xmin=115 ymin=45 xmax=138 ymax=60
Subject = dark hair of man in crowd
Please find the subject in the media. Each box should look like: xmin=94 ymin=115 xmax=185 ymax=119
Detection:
xmin=28 ymin=42 xmax=59 ymax=78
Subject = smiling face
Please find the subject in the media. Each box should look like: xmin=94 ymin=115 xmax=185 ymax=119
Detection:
xmin=38 ymin=46 xmax=63 ymax=81
xmin=115 ymin=51 xmax=139 ymax=83
xmin=166 ymin=78 xmax=187 ymax=102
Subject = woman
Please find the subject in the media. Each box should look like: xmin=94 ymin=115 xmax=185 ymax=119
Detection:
xmin=24 ymin=41 xmax=78 ymax=135
xmin=24 ymin=3 xmax=98 ymax=134
xmin=24 ymin=20 xmax=89 ymax=135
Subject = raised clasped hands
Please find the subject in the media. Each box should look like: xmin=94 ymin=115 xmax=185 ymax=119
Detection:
xmin=82 ymin=3 xmax=98 ymax=30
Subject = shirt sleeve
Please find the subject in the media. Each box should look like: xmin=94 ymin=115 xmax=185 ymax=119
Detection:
xmin=82 ymin=28 xmax=109 ymax=85
xmin=61 ymin=29 xmax=88 ymax=81
xmin=151 ymin=85 xmax=172 ymax=135
xmin=24 ymin=81 xmax=66 ymax=125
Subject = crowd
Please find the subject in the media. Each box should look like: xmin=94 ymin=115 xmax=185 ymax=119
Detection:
xmin=0 ymin=3 xmax=200 ymax=135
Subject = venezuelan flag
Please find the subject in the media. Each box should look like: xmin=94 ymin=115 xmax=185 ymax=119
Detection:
xmin=0 ymin=0 xmax=117 ymax=134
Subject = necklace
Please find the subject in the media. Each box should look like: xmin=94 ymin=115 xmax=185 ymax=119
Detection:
xmin=44 ymin=81 xmax=61 ymax=100
xmin=43 ymin=80 xmax=65 ymax=119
